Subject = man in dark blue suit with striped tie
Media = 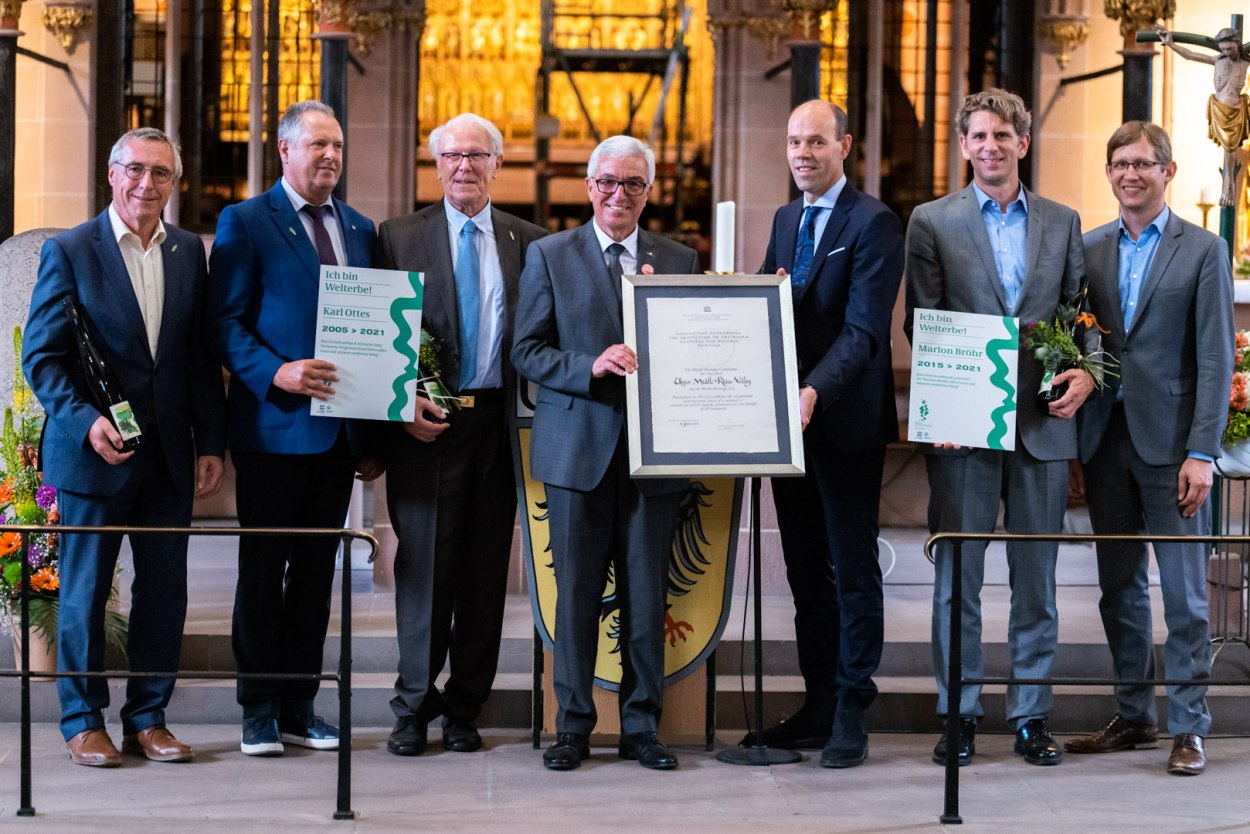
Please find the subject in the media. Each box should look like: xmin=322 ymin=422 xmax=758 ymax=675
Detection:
xmin=209 ymin=100 xmax=377 ymax=757
xmin=741 ymin=100 xmax=904 ymax=768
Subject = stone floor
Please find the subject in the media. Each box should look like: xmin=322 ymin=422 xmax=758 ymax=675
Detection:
xmin=0 ymin=725 xmax=1248 ymax=832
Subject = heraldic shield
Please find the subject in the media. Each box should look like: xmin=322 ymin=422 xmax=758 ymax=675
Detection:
xmin=512 ymin=396 xmax=742 ymax=690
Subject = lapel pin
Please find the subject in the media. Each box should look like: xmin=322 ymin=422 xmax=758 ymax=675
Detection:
xmin=289 ymin=227 xmax=298 ymax=236
xmin=351 ymin=224 xmax=358 ymax=230
xmin=510 ymin=230 xmax=516 ymax=241
xmin=641 ymin=264 xmax=655 ymax=275
xmin=171 ymin=244 xmax=178 ymax=253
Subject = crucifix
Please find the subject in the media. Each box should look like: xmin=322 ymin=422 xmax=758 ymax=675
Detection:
xmin=1155 ymin=21 xmax=1249 ymax=207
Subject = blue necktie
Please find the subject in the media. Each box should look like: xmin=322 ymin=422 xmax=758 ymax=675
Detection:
xmin=455 ymin=220 xmax=480 ymax=391
xmin=791 ymin=205 xmax=822 ymax=298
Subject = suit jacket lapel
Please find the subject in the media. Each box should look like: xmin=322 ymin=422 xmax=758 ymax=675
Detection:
xmin=1128 ymin=213 xmax=1181 ymax=337
xmin=577 ymin=223 xmax=623 ymax=339
xmin=267 ymin=183 xmax=321 ymax=280
xmin=959 ymin=185 xmax=1011 ymax=313
xmin=797 ymin=188 xmax=852 ymax=302
xmin=337 ymin=201 xmax=370 ymax=267
xmin=1098 ymin=226 xmax=1127 ymax=341
xmin=153 ymin=231 xmax=189 ymax=364
xmin=1020 ymin=187 xmax=1043 ymax=309
xmin=492 ymin=207 xmax=524 ymax=361
xmin=91 ymin=212 xmax=151 ymax=361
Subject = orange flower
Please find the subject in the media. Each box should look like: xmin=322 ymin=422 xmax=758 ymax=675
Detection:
xmin=0 ymin=531 xmax=19 ymax=556
xmin=1232 ymin=372 xmax=1249 ymax=412
xmin=1074 ymin=311 xmax=1110 ymax=334
xmin=29 ymin=567 xmax=58 ymax=593
xmin=1238 ymin=331 xmax=1249 ymax=351
xmin=0 ymin=479 xmax=12 ymax=506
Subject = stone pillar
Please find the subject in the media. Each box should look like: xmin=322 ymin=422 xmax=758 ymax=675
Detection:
xmin=0 ymin=0 xmax=23 ymax=242
xmin=315 ymin=0 xmax=354 ymax=200
xmin=0 ymin=228 xmax=59 ymax=404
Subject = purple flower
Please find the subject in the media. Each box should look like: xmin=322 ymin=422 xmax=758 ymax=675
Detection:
xmin=35 ymin=485 xmax=56 ymax=511
xmin=26 ymin=540 xmax=45 ymax=567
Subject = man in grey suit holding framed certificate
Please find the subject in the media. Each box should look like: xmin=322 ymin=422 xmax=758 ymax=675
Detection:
xmin=512 ymin=135 xmax=699 ymax=772
xmin=904 ymin=88 xmax=1090 ymax=768
xmin=1064 ymin=122 xmax=1233 ymax=776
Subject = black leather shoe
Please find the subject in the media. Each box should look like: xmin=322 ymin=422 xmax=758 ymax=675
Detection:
xmin=618 ymin=731 xmax=678 ymax=770
xmin=738 ymin=703 xmax=834 ymax=750
xmin=932 ymin=717 xmax=976 ymax=766
xmin=387 ymin=716 xmax=428 ymax=756
xmin=441 ymin=718 xmax=482 ymax=752
xmin=1014 ymin=718 xmax=1063 ymax=766
xmin=543 ymin=733 xmax=590 ymax=771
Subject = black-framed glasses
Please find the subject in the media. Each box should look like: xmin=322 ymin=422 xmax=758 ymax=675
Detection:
xmin=1109 ymin=160 xmax=1165 ymax=173
xmin=440 ymin=152 xmax=495 ymax=164
xmin=592 ymin=177 xmax=649 ymax=197
xmin=112 ymin=162 xmax=174 ymax=184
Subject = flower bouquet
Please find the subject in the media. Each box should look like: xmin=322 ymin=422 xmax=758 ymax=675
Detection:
xmin=1023 ymin=287 xmax=1118 ymax=411
xmin=1217 ymin=331 xmax=1250 ymax=477
xmin=1 ymin=326 xmax=126 ymax=654
xmin=418 ymin=328 xmax=461 ymax=415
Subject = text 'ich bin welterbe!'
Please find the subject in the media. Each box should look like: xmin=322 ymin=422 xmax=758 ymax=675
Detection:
xmin=916 ymin=312 xmax=983 ymax=359
xmin=324 ymin=270 xmax=374 ymax=319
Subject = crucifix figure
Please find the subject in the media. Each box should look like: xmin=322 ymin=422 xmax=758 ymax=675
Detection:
xmin=1157 ymin=26 xmax=1250 ymax=206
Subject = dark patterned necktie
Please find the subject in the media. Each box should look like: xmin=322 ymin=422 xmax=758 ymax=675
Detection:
xmin=791 ymin=205 xmax=823 ymax=298
xmin=607 ymin=242 xmax=625 ymax=301
xmin=302 ymin=204 xmax=339 ymax=266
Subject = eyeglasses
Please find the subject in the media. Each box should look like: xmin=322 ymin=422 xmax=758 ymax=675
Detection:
xmin=440 ymin=152 xmax=495 ymax=164
xmin=591 ymin=177 xmax=649 ymax=197
xmin=1109 ymin=160 xmax=1165 ymax=173
xmin=112 ymin=162 xmax=174 ymax=184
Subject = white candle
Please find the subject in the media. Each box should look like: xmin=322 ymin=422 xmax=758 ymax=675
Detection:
xmin=713 ymin=201 xmax=736 ymax=273
xmin=1200 ymin=185 xmax=1220 ymax=205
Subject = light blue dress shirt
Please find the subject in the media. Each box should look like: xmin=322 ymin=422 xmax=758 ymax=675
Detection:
xmin=971 ymin=182 xmax=1028 ymax=313
xmin=446 ymin=199 xmax=505 ymax=389
xmin=1117 ymin=206 xmax=1168 ymax=331
xmin=803 ymin=174 xmax=848 ymax=250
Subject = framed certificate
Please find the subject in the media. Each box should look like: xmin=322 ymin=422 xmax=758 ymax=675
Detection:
xmin=623 ymin=273 xmax=805 ymax=477
xmin=907 ymin=308 xmax=1018 ymax=450
xmin=311 ymin=265 xmax=424 ymax=422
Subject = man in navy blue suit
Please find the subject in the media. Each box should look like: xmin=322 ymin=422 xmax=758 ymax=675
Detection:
xmin=23 ymin=127 xmax=226 ymax=766
xmin=208 ymin=101 xmax=377 ymax=757
xmin=740 ymin=100 xmax=904 ymax=768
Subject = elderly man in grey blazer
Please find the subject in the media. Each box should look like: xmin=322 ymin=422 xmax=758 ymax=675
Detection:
xmin=904 ymin=88 xmax=1090 ymax=768
xmin=360 ymin=113 xmax=547 ymax=758
xmin=512 ymin=135 xmax=699 ymax=772
xmin=1064 ymin=122 xmax=1233 ymax=776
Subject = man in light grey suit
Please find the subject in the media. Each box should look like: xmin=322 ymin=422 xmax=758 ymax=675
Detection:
xmin=512 ymin=135 xmax=699 ymax=771
xmin=1064 ymin=121 xmax=1233 ymax=776
xmin=359 ymin=113 xmax=546 ymax=757
xmin=904 ymin=88 xmax=1090 ymax=767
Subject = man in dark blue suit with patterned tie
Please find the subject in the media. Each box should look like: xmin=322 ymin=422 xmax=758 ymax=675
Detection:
xmin=740 ymin=100 xmax=903 ymax=768
xmin=209 ymin=100 xmax=377 ymax=757
xmin=23 ymin=127 xmax=226 ymax=766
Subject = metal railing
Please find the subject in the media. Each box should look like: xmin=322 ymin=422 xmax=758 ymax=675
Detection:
xmin=2 ymin=524 xmax=377 ymax=821
xmin=930 ymin=531 xmax=1250 ymax=825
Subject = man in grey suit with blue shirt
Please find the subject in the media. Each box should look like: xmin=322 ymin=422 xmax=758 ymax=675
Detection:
xmin=512 ymin=135 xmax=699 ymax=772
xmin=904 ymin=88 xmax=1090 ymax=767
xmin=1064 ymin=121 xmax=1233 ymax=776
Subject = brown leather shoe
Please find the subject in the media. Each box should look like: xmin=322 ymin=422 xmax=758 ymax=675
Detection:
xmin=1063 ymin=713 xmax=1158 ymax=754
xmin=1167 ymin=733 xmax=1206 ymax=775
xmin=122 ymin=726 xmax=193 ymax=762
xmin=65 ymin=729 xmax=121 ymax=767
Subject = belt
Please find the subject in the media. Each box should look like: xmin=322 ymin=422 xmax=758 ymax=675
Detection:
xmin=455 ymin=388 xmax=504 ymax=409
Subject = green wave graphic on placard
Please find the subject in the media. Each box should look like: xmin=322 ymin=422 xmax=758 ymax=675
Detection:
xmin=985 ymin=317 xmax=1018 ymax=450
xmin=388 ymin=272 xmax=424 ymax=421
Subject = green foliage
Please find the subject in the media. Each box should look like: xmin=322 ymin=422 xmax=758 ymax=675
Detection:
xmin=1225 ymin=409 xmax=1250 ymax=446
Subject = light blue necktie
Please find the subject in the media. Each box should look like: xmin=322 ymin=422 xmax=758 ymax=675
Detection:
xmin=455 ymin=220 xmax=480 ymax=391
xmin=791 ymin=205 xmax=823 ymax=298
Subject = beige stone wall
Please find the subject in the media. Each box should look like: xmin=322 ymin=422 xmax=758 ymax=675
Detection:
xmin=13 ymin=1 xmax=92 ymax=234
